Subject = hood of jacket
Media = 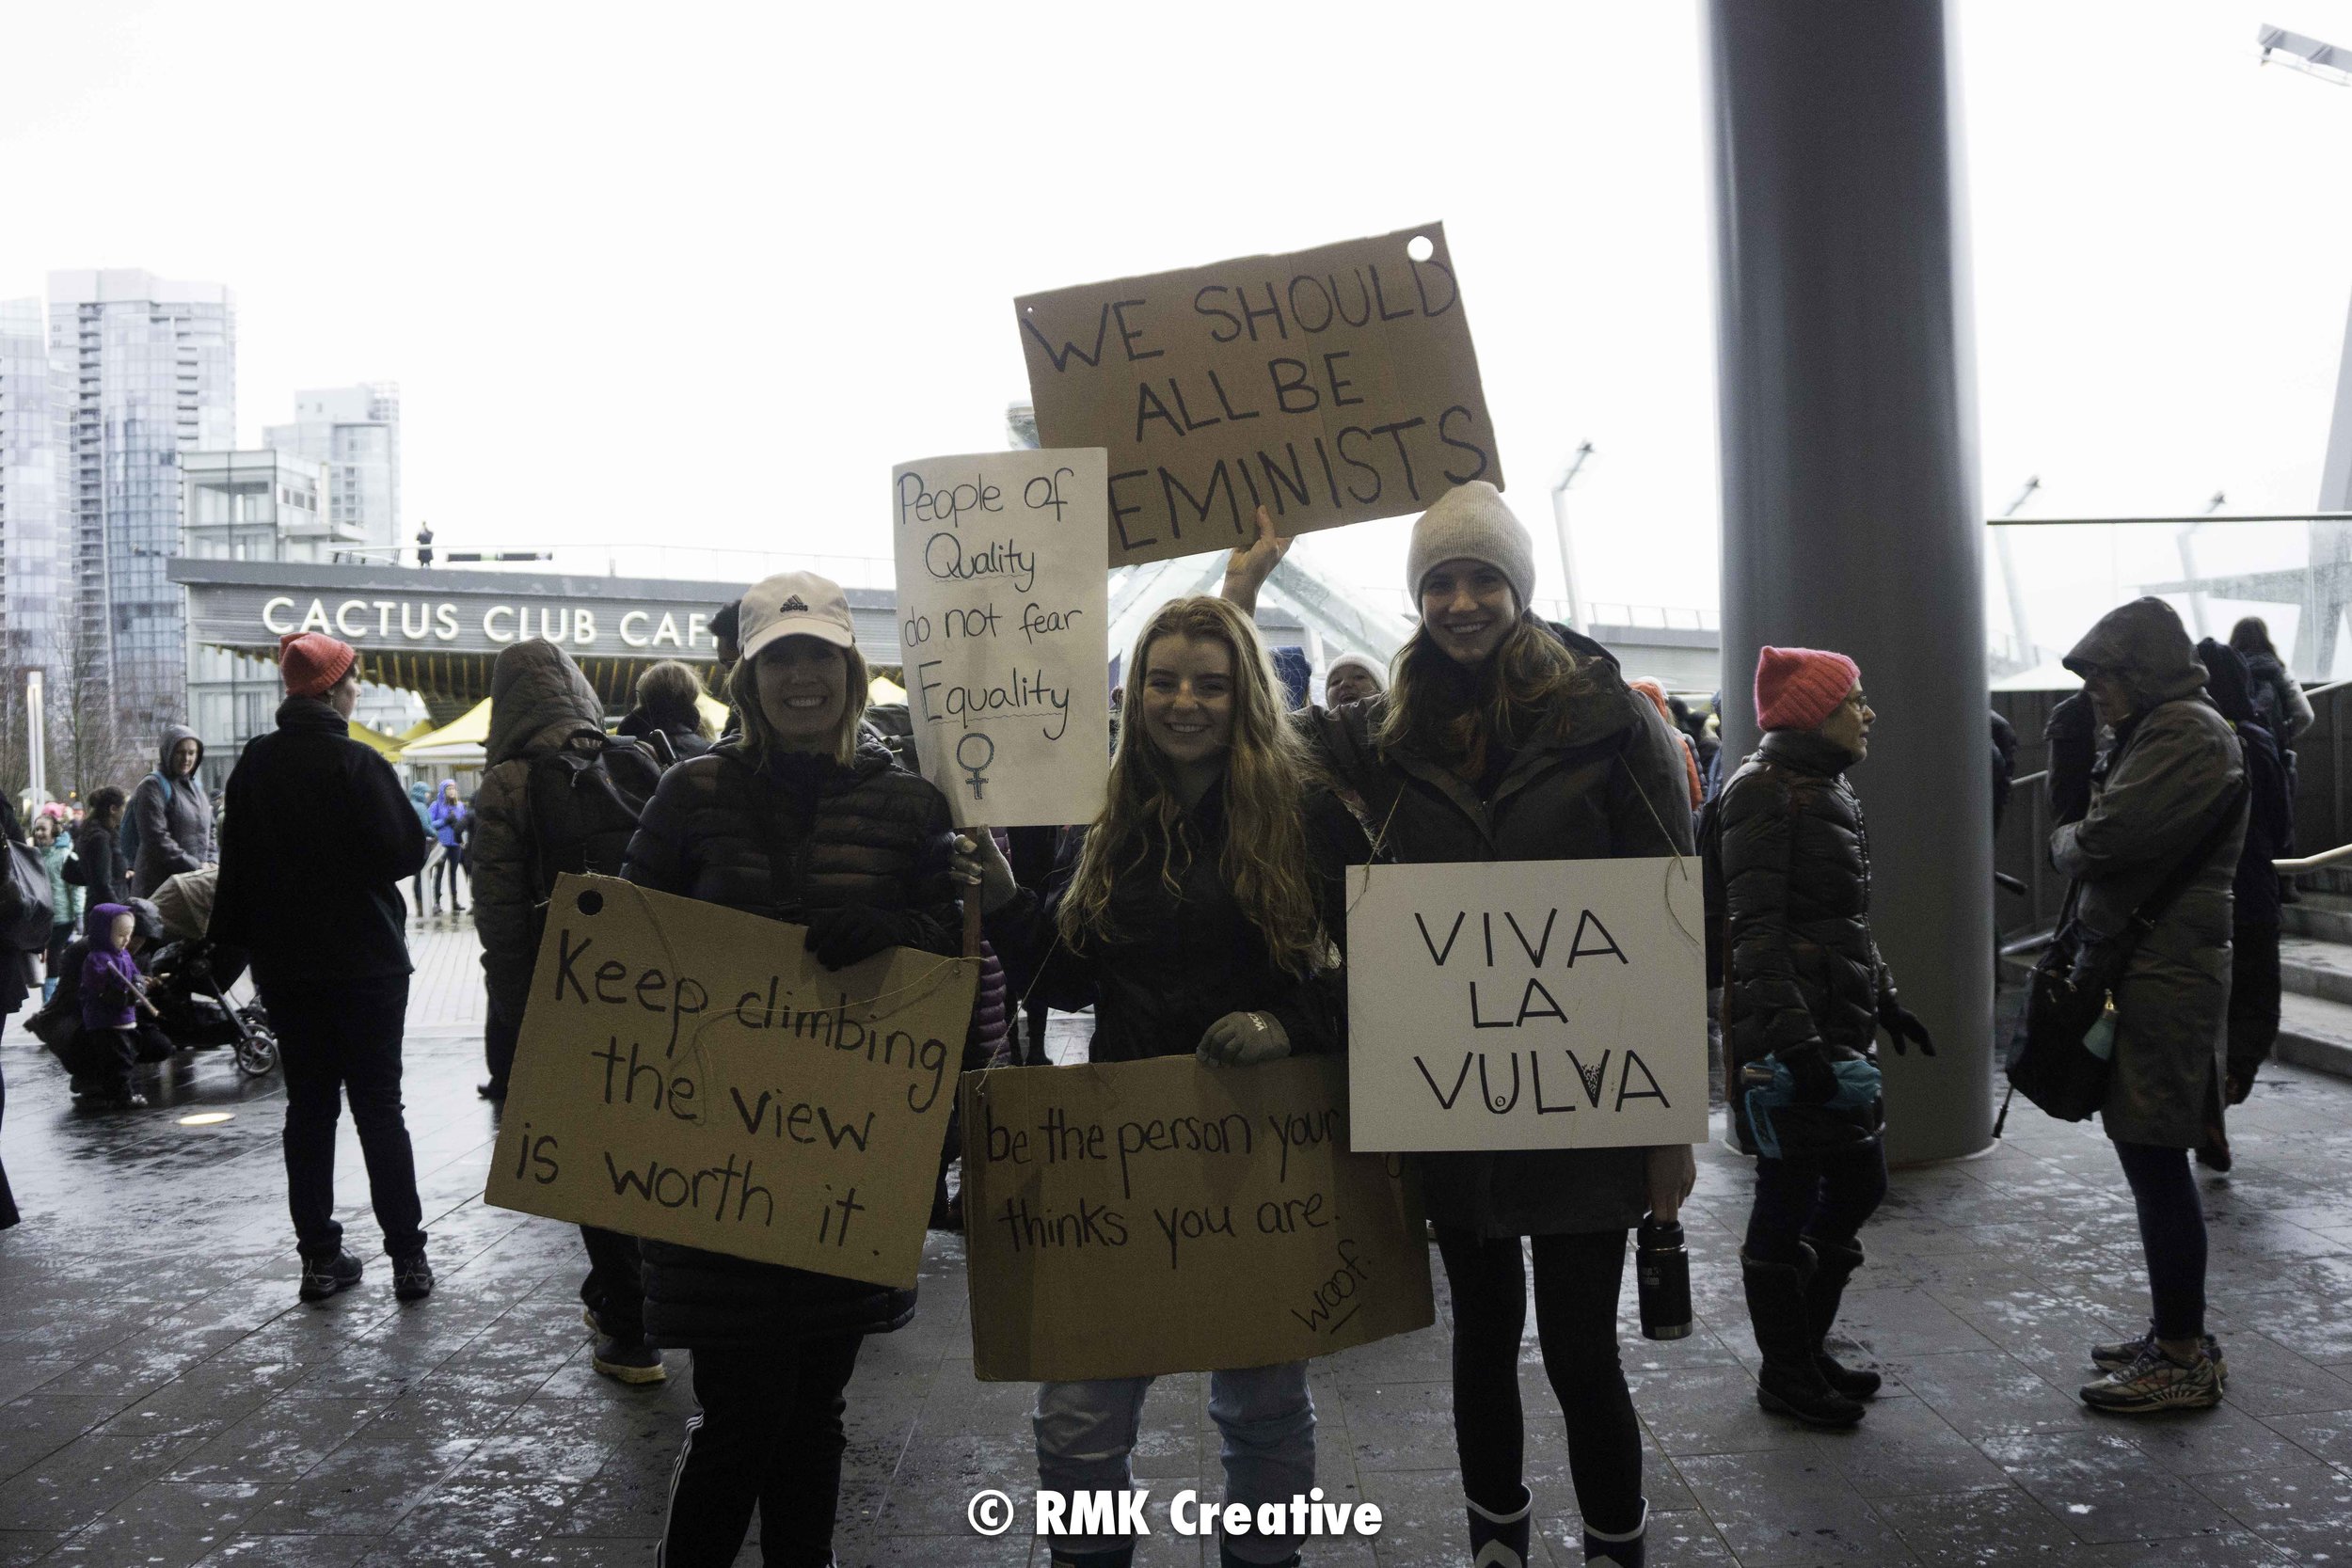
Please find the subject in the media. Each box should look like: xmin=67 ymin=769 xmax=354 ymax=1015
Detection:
xmin=409 ymin=782 xmax=431 ymax=805
xmin=2196 ymin=637 xmax=2262 ymax=726
xmin=486 ymin=639 xmax=606 ymax=768
xmin=2064 ymin=597 xmax=2208 ymax=717
xmin=158 ymin=722 xmax=203 ymax=778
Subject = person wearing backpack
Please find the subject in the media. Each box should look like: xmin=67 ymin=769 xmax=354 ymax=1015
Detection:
xmin=469 ymin=637 xmax=667 ymax=1385
xmin=127 ymin=724 xmax=214 ymax=895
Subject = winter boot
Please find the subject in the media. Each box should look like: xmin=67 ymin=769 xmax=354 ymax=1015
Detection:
xmin=1801 ymin=1235 xmax=1881 ymax=1399
xmin=298 ymin=1249 xmax=364 ymax=1304
xmin=1582 ymin=1497 xmax=1647 ymax=1565
xmin=1742 ymin=1249 xmax=1865 ymax=1428
xmin=1466 ymin=1484 xmax=1532 ymax=1567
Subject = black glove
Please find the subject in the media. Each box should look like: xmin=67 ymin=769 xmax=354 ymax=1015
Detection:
xmin=802 ymin=907 xmax=902 ymax=971
xmin=1787 ymin=1050 xmax=1839 ymax=1106
xmin=1879 ymin=1000 xmax=1935 ymax=1057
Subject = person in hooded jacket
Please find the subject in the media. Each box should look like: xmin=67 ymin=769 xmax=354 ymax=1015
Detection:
xmin=616 ymin=658 xmax=716 ymax=762
xmin=2227 ymin=616 xmax=2313 ymax=741
xmin=428 ymin=780 xmax=469 ymax=913
xmin=129 ymin=722 xmax=215 ymax=894
xmin=2196 ymin=640 xmax=2293 ymax=1123
xmin=405 ymin=783 xmax=435 ymax=915
xmin=1227 ymin=484 xmax=1695 ymax=1568
xmin=2057 ymin=598 xmax=2247 ymax=1415
xmin=622 ymin=572 xmax=958 ymax=1568
xmin=212 ymin=631 xmax=435 ymax=1306
xmin=469 ymin=637 xmax=668 ymax=1386
xmin=958 ymin=595 xmax=1360 ymax=1568
xmin=1701 ymin=648 xmax=1934 ymax=1431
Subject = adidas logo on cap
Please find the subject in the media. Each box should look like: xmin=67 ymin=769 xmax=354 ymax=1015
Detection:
xmin=779 ymin=594 xmax=809 ymax=613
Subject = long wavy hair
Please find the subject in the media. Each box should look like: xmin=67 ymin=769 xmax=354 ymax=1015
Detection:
xmin=1057 ymin=596 xmax=1327 ymax=975
xmin=727 ymin=641 xmax=870 ymax=770
xmin=1375 ymin=610 xmax=1593 ymax=773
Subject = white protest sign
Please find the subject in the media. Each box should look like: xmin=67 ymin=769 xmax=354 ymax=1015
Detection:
xmin=1345 ymin=858 xmax=1708 ymax=1150
xmin=892 ymin=449 xmax=1111 ymax=830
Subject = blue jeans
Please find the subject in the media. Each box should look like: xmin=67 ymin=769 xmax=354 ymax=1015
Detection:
xmin=1034 ymin=1362 xmax=1313 ymax=1564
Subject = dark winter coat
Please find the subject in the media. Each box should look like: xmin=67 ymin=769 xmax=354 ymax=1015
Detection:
xmin=1308 ymin=622 xmax=1697 ymax=1237
xmin=2242 ymin=651 xmax=2312 ymax=741
xmin=986 ymin=784 xmax=1359 ymax=1064
xmin=615 ymin=707 xmax=713 ymax=761
xmin=66 ymin=820 xmax=130 ymax=914
xmin=621 ymin=736 xmax=959 ymax=1350
xmin=1702 ymin=729 xmax=1892 ymax=1153
xmin=2043 ymin=692 xmax=2098 ymax=828
xmin=0 ymin=799 xmax=27 ymax=1016
xmin=212 ymin=697 xmax=433 ymax=991
xmin=2054 ymin=599 xmax=2248 ymax=1148
xmin=2200 ymin=640 xmax=2294 ymax=929
xmin=130 ymin=724 xmax=215 ymax=893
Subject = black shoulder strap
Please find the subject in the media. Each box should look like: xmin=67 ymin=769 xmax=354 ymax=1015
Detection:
xmin=2125 ymin=780 xmax=2249 ymax=936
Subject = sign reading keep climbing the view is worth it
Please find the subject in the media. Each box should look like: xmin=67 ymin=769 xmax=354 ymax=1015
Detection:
xmin=891 ymin=449 xmax=1111 ymax=831
xmin=485 ymin=875 xmax=978 ymax=1289
xmin=1016 ymin=223 xmax=1502 ymax=568
xmin=1344 ymin=858 xmax=1709 ymax=1152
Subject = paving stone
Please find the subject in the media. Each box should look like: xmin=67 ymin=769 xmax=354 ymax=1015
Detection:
xmin=1674 ymin=1447 xmax=1915 ymax=1563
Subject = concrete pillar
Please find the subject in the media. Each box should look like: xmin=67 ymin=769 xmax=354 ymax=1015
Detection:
xmin=1706 ymin=0 xmax=1993 ymax=1162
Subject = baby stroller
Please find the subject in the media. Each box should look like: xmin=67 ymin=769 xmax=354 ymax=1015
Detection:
xmin=147 ymin=868 xmax=278 ymax=1079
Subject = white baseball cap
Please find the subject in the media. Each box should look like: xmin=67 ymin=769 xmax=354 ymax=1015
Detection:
xmin=739 ymin=571 xmax=856 ymax=659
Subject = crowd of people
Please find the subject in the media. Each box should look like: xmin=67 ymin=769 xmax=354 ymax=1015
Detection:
xmin=0 ymin=475 xmax=2315 ymax=1568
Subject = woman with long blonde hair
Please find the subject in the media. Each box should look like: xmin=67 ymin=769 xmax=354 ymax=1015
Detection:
xmin=1227 ymin=483 xmax=1696 ymax=1568
xmin=959 ymin=594 xmax=1364 ymax=1568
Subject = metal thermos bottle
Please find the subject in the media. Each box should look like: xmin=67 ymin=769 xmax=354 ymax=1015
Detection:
xmin=1636 ymin=1215 xmax=1692 ymax=1340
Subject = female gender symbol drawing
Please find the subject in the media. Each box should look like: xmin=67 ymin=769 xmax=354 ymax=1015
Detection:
xmin=955 ymin=731 xmax=995 ymax=801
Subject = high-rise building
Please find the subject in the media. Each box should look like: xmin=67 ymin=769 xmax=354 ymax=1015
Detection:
xmin=0 ymin=300 xmax=66 ymax=693
xmin=262 ymin=384 xmax=401 ymax=554
xmin=48 ymin=268 xmax=235 ymax=737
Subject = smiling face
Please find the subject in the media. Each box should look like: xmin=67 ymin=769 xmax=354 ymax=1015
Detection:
xmin=1418 ymin=559 xmax=1518 ymax=666
xmin=754 ymin=636 xmax=849 ymax=749
xmin=1818 ymin=683 xmax=1875 ymax=761
xmin=169 ymin=737 xmax=200 ymax=776
xmin=1138 ymin=632 xmax=1236 ymax=772
xmin=29 ymin=819 xmax=52 ymax=847
xmin=1326 ymin=663 xmax=1381 ymax=708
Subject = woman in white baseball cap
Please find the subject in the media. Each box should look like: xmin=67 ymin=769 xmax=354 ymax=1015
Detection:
xmin=623 ymin=568 xmax=962 ymax=1568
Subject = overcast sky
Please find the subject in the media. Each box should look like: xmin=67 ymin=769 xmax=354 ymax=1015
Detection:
xmin=5 ymin=1 xmax=2350 ymax=663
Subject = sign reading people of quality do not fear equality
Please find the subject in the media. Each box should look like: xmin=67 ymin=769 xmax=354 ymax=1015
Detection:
xmin=1017 ymin=224 xmax=1502 ymax=568
xmin=892 ymin=449 xmax=1112 ymax=830
xmin=1345 ymin=859 xmax=1709 ymax=1151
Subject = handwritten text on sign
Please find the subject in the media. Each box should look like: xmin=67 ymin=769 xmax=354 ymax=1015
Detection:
xmin=961 ymin=1055 xmax=1434 ymax=1381
xmin=1345 ymin=859 xmax=1708 ymax=1151
xmin=485 ymin=875 xmax=977 ymax=1289
xmin=892 ymin=449 xmax=1110 ymax=830
xmin=1016 ymin=224 xmax=1502 ymax=568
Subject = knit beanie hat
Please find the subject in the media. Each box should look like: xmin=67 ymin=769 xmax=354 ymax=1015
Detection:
xmin=1326 ymin=652 xmax=1384 ymax=691
xmin=278 ymin=630 xmax=357 ymax=698
xmin=1406 ymin=482 xmax=1537 ymax=612
xmin=1754 ymin=645 xmax=1860 ymax=732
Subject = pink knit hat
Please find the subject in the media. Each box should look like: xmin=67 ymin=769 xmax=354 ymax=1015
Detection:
xmin=1754 ymin=646 xmax=1860 ymax=732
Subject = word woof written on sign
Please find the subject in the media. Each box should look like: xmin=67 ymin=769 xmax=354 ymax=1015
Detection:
xmin=485 ymin=875 xmax=977 ymax=1289
xmin=261 ymin=596 xmax=713 ymax=650
xmin=892 ymin=448 xmax=1111 ymax=832
xmin=1016 ymin=223 xmax=1502 ymax=568
xmin=961 ymin=1054 xmax=1433 ymax=1382
xmin=1345 ymin=858 xmax=1708 ymax=1152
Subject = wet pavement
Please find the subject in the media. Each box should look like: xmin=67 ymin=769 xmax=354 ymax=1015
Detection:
xmin=3 ymin=915 xmax=2352 ymax=1564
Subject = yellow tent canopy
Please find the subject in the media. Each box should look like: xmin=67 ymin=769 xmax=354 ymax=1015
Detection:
xmin=869 ymin=674 xmax=907 ymax=706
xmin=397 ymin=698 xmax=492 ymax=756
xmin=345 ymin=723 xmax=408 ymax=761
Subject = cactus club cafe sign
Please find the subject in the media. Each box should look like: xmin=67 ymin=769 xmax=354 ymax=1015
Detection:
xmin=256 ymin=593 xmax=714 ymax=653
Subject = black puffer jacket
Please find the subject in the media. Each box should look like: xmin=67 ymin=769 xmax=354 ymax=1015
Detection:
xmin=986 ymin=786 xmax=1360 ymax=1063
xmin=620 ymin=736 xmax=958 ymax=1349
xmin=1311 ymin=623 xmax=1696 ymax=1237
xmin=1702 ymin=728 xmax=1892 ymax=1153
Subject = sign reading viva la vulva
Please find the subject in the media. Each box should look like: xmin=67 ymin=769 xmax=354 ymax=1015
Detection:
xmin=1344 ymin=859 xmax=1708 ymax=1151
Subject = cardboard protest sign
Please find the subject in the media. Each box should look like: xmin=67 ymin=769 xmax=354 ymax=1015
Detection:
xmin=892 ymin=449 xmax=1111 ymax=829
xmin=1016 ymin=223 xmax=1502 ymax=567
xmin=1345 ymin=859 xmax=1708 ymax=1151
xmin=485 ymin=874 xmax=978 ymax=1290
xmin=961 ymin=1054 xmax=1434 ymax=1382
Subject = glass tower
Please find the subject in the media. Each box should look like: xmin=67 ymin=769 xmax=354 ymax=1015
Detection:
xmin=262 ymin=384 xmax=401 ymax=555
xmin=0 ymin=300 xmax=65 ymax=701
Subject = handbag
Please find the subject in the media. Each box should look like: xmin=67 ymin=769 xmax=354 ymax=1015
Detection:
xmin=2007 ymin=780 xmax=2248 ymax=1121
xmin=0 ymin=841 xmax=54 ymax=953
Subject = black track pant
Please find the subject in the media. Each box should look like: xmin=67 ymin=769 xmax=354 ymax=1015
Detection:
xmin=658 ymin=1335 xmax=865 ymax=1567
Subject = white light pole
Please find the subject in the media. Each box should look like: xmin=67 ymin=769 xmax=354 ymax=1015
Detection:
xmin=1549 ymin=441 xmax=1595 ymax=631
xmin=24 ymin=670 xmax=44 ymax=805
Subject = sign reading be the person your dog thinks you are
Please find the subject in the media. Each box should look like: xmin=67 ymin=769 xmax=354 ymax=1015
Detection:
xmin=485 ymin=875 xmax=977 ymax=1289
xmin=1345 ymin=859 xmax=1708 ymax=1151
xmin=1016 ymin=224 xmax=1502 ymax=567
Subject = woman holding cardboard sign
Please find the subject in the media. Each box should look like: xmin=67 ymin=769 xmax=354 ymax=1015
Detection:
xmin=956 ymin=594 xmax=1364 ymax=1568
xmin=1226 ymin=485 xmax=1694 ymax=1568
xmin=621 ymin=570 xmax=961 ymax=1568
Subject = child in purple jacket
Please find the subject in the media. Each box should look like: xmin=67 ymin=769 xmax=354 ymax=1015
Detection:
xmin=80 ymin=904 xmax=161 ymax=1105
